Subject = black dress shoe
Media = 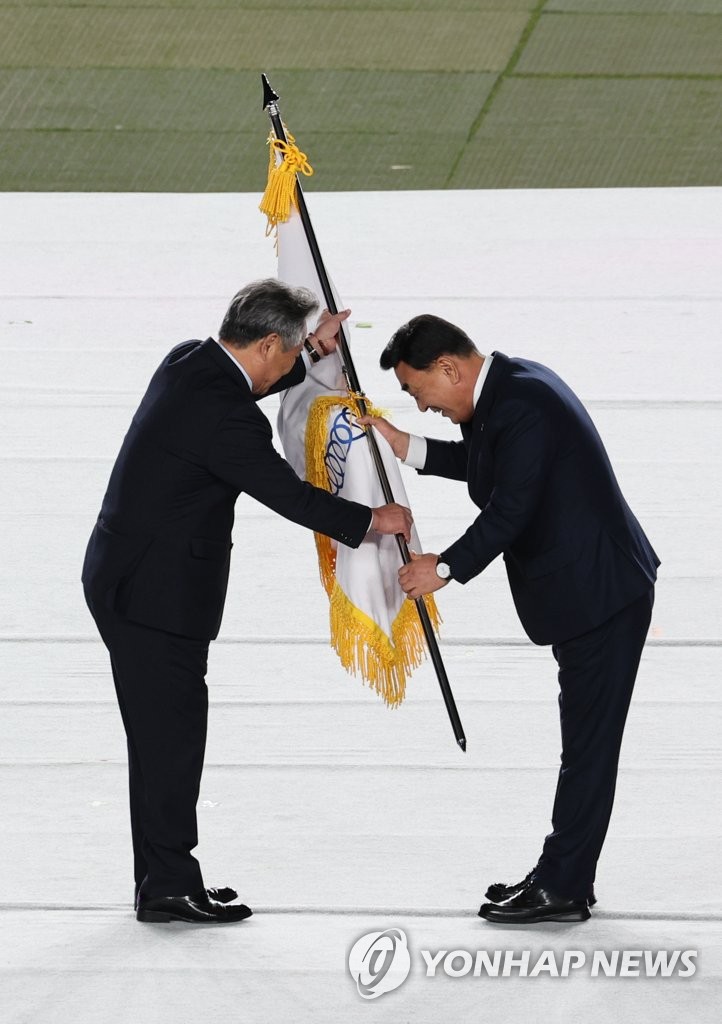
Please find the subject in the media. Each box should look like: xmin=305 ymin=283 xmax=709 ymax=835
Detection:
xmin=134 ymin=885 xmax=238 ymax=911
xmin=479 ymin=882 xmax=591 ymax=924
xmin=485 ymin=872 xmax=597 ymax=907
xmin=136 ymin=890 xmax=253 ymax=924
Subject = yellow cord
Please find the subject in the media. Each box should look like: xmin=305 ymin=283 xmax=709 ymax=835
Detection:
xmin=259 ymin=131 xmax=314 ymax=233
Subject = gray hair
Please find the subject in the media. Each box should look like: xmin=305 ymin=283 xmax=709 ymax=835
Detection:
xmin=219 ymin=278 xmax=319 ymax=351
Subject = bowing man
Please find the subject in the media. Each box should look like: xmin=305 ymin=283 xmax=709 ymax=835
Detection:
xmin=359 ymin=314 xmax=659 ymax=925
xmin=83 ymin=280 xmax=412 ymax=924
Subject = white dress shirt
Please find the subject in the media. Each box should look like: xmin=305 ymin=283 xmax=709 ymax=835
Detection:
xmin=403 ymin=354 xmax=494 ymax=470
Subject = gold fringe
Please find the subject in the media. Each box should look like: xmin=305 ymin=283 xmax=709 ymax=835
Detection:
xmin=259 ymin=130 xmax=314 ymax=234
xmin=305 ymin=393 xmax=442 ymax=706
xmin=329 ymin=582 xmax=441 ymax=707
xmin=305 ymin=395 xmax=366 ymax=595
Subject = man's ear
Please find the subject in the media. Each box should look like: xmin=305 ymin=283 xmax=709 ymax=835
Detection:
xmin=437 ymin=355 xmax=460 ymax=384
xmin=258 ymin=333 xmax=280 ymax=361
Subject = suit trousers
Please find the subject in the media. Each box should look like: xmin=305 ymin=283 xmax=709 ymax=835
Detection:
xmin=84 ymin=589 xmax=209 ymax=898
xmin=533 ymin=586 xmax=654 ymax=901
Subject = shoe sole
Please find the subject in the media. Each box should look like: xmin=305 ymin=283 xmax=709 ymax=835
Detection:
xmin=479 ymin=909 xmax=591 ymax=924
xmin=136 ymin=909 xmax=252 ymax=924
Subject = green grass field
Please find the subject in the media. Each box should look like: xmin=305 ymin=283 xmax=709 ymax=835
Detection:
xmin=1 ymin=0 xmax=721 ymax=190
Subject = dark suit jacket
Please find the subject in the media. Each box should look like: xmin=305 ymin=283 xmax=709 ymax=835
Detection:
xmin=424 ymin=352 xmax=660 ymax=646
xmin=82 ymin=338 xmax=371 ymax=640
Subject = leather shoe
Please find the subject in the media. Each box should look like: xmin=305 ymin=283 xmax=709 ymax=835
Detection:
xmin=479 ymin=881 xmax=591 ymax=924
xmin=485 ymin=871 xmax=596 ymax=907
xmin=134 ymin=885 xmax=238 ymax=911
xmin=136 ymin=889 xmax=253 ymax=924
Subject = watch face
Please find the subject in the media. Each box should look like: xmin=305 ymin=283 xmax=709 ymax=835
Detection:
xmin=436 ymin=561 xmax=451 ymax=580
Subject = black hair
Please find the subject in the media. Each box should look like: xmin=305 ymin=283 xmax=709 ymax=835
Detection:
xmin=380 ymin=314 xmax=477 ymax=370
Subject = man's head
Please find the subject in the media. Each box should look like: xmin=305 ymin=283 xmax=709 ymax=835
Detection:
xmin=380 ymin=314 xmax=483 ymax=424
xmin=219 ymin=279 xmax=318 ymax=392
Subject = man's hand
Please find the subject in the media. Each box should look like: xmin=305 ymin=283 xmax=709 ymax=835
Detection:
xmin=310 ymin=308 xmax=351 ymax=354
xmin=356 ymin=415 xmax=410 ymax=461
xmin=371 ymin=503 xmax=413 ymax=542
xmin=398 ymin=551 xmax=448 ymax=599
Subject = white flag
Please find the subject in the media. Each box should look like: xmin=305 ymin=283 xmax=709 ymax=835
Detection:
xmin=273 ymin=208 xmax=440 ymax=706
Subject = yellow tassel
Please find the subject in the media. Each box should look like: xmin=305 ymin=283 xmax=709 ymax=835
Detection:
xmin=259 ymin=131 xmax=314 ymax=234
xmin=305 ymin=393 xmax=442 ymax=706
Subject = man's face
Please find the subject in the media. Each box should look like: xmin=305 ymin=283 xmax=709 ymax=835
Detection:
xmin=274 ymin=339 xmax=304 ymax=379
xmin=394 ymin=359 xmax=470 ymax=424
xmin=258 ymin=337 xmax=303 ymax=392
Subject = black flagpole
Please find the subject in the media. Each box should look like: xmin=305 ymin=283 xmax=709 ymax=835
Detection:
xmin=261 ymin=73 xmax=466 ymax=752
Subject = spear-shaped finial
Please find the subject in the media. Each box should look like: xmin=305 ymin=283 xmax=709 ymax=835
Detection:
xmin=261 ymin=73 xmax=279 ymax=111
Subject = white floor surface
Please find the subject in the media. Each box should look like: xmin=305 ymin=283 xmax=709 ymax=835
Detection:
xmin=0 ymin=188 xmax=720 ymax=1022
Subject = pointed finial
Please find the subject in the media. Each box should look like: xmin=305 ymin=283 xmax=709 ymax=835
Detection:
xmin=261 ymin=73 xmax=279 ymax=110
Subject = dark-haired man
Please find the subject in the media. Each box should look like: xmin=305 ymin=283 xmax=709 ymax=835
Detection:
xmin=82 ymin=279 xmax=413 ymax=925
xmin=359 ymin=313 xmax=659 ymax=925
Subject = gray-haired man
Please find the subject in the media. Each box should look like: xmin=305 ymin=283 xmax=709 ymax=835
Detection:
xmin=82 ymin=280 xmax=412 ymax=924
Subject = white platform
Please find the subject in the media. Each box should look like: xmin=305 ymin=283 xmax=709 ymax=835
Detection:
xmin=1 ymin=189 xmax=720 ymax=1022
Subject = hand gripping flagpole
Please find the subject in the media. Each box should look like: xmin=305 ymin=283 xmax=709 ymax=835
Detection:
xmin=261 ymin=73 xmax=466 ymax=751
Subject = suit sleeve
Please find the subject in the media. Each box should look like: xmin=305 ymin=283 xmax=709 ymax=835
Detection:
xmin=440 ymin=400 xmax=558 ymax=583
xmin=418 ymin=438 xmax=469 ymax=480
xmin=206 ymin=402 xmax=372 ymax=547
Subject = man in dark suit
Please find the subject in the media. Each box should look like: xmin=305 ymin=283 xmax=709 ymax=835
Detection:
xmin=359 ymin=313 xmax=659 ymax=924
xmin=82 ymin=279 xmax=412 ymax=924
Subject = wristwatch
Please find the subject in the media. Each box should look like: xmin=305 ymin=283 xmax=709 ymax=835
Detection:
xmin=435 ymin=557 xmax=452 ymax=581
xmin=304 ymin=336 xmax=322 ymax=364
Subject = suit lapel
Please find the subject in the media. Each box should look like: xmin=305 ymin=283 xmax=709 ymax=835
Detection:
xmin=459 ymin=351 xmax=509 ymax=439
xmin=462 ymin=351 xmax=510 ymax=494
xmin=472 ymin=350 xmax=508 ymax=431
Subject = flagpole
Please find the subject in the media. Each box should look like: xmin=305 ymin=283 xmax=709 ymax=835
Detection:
xmin=261 ymin=73 xmax=466 ymax=752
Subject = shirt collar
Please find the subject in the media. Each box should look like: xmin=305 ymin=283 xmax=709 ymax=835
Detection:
xmin=472 ymin=353 xmax=494 ymax=409
xmin=215 ymin=338 xmax=254 ymax=391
